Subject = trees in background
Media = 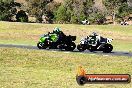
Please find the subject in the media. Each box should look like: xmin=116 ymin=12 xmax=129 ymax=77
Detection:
xmin=55 ymin=5 xmax=67 ymax=23
xmin=54 ymin=0 xmax=132 ymax=24
xmin=103 ymin=0 xmax=131 ymax=24
xmin=54 ymin=0 xmax=95 ymax=23
xmin=118 ymin=2 xmax=132 ymax=18
xmin=25 ymin=0 xmax=53 ymax=22
xmin=0 ymin=0 xmax=131 ymax=24
xmin=0 ymin=0 xmax=21 ymax=21
xmin=16 ymin=10 xmax=28 ymax=22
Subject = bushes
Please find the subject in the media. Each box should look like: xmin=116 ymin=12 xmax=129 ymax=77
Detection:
xmin=103 ymin=0 xmax=131 ymax=24
xmin=0 ymin=0 xmax=12 ymax=21
xmin=25 ymin=0 xmax=131 ymax=24
xmin=54 ymin=0 xmax=94 ymax=24
xmin=55 ymin=5 xmax=67 ymax=23
xmin=118 ymin=3 xmax=131 ymax=18
xmin=26 ymin=0 xmax=52 ymax=23
xmin=0 ymin=0 xmax=131 ymax=24
xmin=53 ymin=0 xmax=106 ymax=24
xmin=16 ymin=10 xmax=28 ymax=22
xmin=0 ymin=0 xmax=21 ymax=21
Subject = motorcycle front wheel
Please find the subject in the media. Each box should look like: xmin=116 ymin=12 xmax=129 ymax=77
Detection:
xmin=37 ymin=42 xmax=47 ymax=49
xmin=77 ymin=44 xmax=86 ymax=51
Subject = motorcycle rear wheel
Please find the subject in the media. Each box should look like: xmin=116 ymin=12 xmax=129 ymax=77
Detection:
xmin=65 ymin=42 xmax=76 ymax=51
xmin=103 ymin=44 xmax=113 ymax=53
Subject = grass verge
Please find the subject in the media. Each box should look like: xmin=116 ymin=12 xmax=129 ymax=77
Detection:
xmin=0 ymin=48 xmax=132 ymax=88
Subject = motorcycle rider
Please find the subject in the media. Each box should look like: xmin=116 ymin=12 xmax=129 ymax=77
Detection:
xmin=87 ymin=32 xmax=101 ymax=46
xmin=53 ymin=27 xmax=66 ymax=41
xmin=50 ymin=27 xmax=66 ymax=48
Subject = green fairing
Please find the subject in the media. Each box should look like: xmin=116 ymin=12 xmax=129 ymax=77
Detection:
xmin=39 ymin=33 xmax=58 ymax=43
xmin=39 ymin=37 xmax=46 ymax=43
xmin=50 ymin=34 xmax=58 ymax=42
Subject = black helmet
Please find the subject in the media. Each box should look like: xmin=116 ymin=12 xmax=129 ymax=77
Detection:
xmin=91 ymin=32 xmax=97 ymax=36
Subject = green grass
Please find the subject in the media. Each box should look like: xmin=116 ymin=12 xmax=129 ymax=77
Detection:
xmin=112 ymin=40 xmax=132 ymax=52
xmin=0 ymin=21 xmax=132 ymax=52
xmin=0 ymin=48 xmax=132 ymax=88
xmin=0 ymin=21 xmax=132 ymax=88
xmin=0 ymin=39 xmax=35 ymax=45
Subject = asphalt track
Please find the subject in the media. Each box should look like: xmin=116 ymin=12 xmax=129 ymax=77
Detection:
xmin=0 ymin=44 xmax=132 ymax=57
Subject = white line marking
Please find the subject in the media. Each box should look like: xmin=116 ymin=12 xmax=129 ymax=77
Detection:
xmin=90 ymin=54 xmax=95 ymax=56
xmin=103 ymin=55 xmax=109 ymax=57
xmin=51 ymin=51 xmax=57 ymax=52
xmin=64 ymin=52 xmax=70 ymax=53
xmin=79 ymin=53 xmax=84 ymax=54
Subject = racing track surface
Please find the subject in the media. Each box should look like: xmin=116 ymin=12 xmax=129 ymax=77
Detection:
xmin=0 ymin=44 xmax=132 ymax=57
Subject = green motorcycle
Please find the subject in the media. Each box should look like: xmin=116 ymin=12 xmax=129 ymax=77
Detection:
xmin=37 ymin=33 xmax=58 ymax=49
xmin=37 ymin=32 xmax=76 ymax=51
